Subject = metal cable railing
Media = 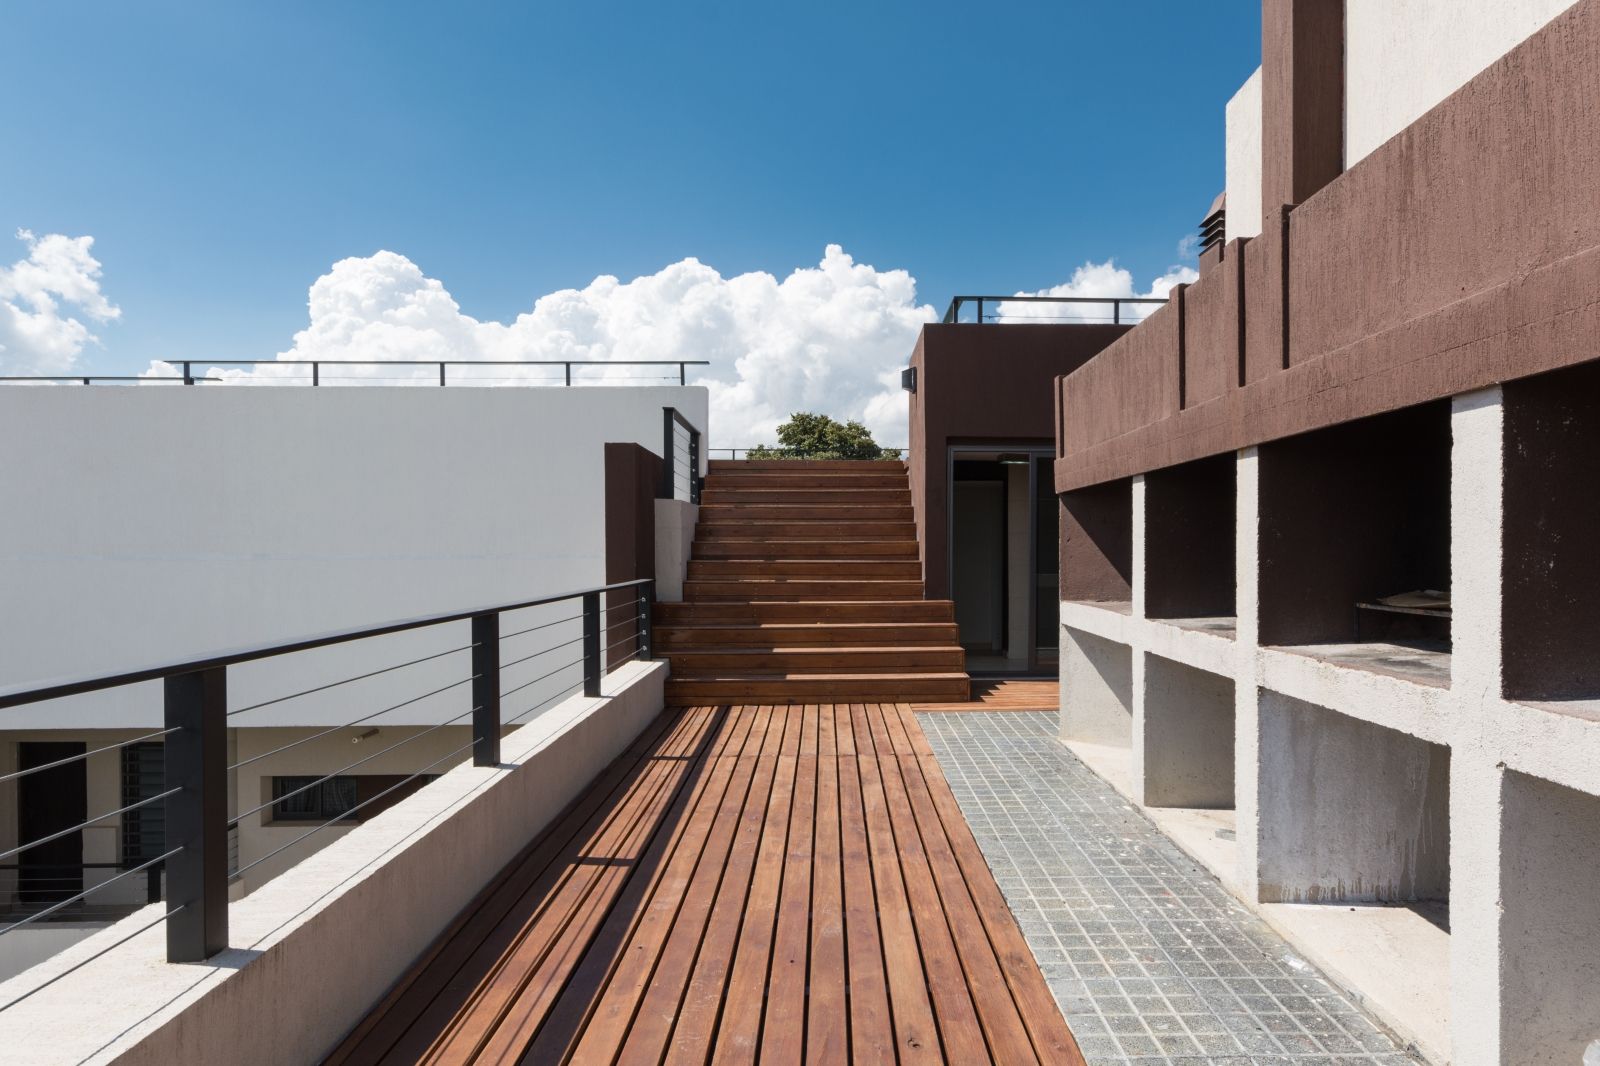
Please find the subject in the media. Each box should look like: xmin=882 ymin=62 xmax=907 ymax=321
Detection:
xmin=0 ymin=577 xmax=656 ymax=982
xmin=661 ymin=407 xmax=702 ymax=503
xmin=0 ymin=359 xmax=710 ymax=388
xmin=941 ymin=294 xmax=1167 ymax=325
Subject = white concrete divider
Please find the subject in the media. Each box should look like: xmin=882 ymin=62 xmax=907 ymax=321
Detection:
xmin=0 ymin=659 xmax=667 ymax=1065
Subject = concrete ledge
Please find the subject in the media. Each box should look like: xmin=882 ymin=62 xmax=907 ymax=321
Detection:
xmin=0 ymin=660 xmax=666 ymax=1065
xmin=1258 ymin=645 xmax=1454 ymax=747
xmin=1143 ymin=617 xmax=1239 ymax=677
xmin=1059 ymin=600 xmax=1137 ymax=645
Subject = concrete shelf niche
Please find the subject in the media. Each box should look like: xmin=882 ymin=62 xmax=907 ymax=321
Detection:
xmin=1258 ymin=402 xmax=1453 ymax=687
xmin=1499 ymin=771 xmax=1600 ymax=1063
xmin=1058 ymin=627 xmax=1134 ymax=790
xmin=1503 ymin=362 xmax=1600 ymax=706
xmin=1144 ymin=453 xmax=1237 ymax=635
xmin=1060 ymin=477 xmax=1131 ymax=612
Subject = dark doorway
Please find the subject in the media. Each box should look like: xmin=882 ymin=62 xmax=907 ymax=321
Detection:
xmin=18 ymin=742 xmax=87 ymax=905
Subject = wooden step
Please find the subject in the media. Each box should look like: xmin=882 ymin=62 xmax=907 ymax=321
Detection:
xmin=703 ymin=473 xmax=908 ymax=490
xmin=667 ymin=646 xmax=965 ymax=674
xmin=691 ymin=539 xmax=918 ymax=559
xmin=685 ymin=579 xmax=924 ymax=602
xmin=694 ymin=521 xmax=917 ymax=540
xmin=663 ymin=672 xmax=970 ymax=704
xmin=699 ymin=488 xmax=912 ymax=505
xmin=687 ymin=559 xmax=923 ymax=580
xmin=655 ymin=621 xmax=961 ymax=647
xmin=697 ymin=504 xmax=914 ymax=522
xmin=707 ymin=459 xmax=906 ymax=473
xmin=655 ymin=600 xmax=957 ymax=625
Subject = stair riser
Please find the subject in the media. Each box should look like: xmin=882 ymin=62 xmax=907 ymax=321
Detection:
xmin=707 ymin=460 xmax=906 ymax=472
xmin=664 ymin=680 xmax=969 ymax=702
xmin=698 ymin=506 xmax=914 ymax=522
xmin=657 ymin=625 xmax=961 ymax=647
xmin=670 ymin=650 xmax=965 ymax=673
xmin=692 ymin=540 xmax=918 ymax=559
xmin=685 ymin=581 xmax=924 ymax=602
xmin=699 ymin=489 xmax=912 ymax=505
xmin=704 ymin=474 xmax=908 ymax=489
xmin=656 ymin=602 xmax=956 ymax=624
xmin=695 ymin=522 xmax=918 ymax=540
xmin=688 ymin=560 xmax=923 ymax=579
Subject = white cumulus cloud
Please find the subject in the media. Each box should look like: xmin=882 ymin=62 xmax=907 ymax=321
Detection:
xmin=0 ymin=230 xmax=120 ymax=375
xmin=147 ymin=246 xmax=1197 ymax=448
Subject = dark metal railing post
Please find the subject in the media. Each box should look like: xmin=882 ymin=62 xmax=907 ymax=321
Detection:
xmin=1114 ymin=300 xmax=1121 ymax=325
xmin=582 ymin=592 xmax=602 ymax=696
xmin=163 ymin=666 xmax=228 ymax=962
xmin=976 ymin=298 xmax=984 ymax=324
xmin=689 ymin=429 xmax=701 ymax=504
xmin=660 ymin=408 xmax=677 ymax=499
xmin=638 ymin=583 xmax=654 ymax=659
xmin=679 ymin=362 xmax=686 ymax=386
xmin=471 ymin=612 xmax=500 ymax=766
xmin=182 ymin=361 xmax=193 ymax=386
xmin=312 ymin=362 xmax=320 ymax=386
xmin=565 ymin=363 xmax=572 ymax=387
xmin=438 ymin=363 xmax=446 ymax=386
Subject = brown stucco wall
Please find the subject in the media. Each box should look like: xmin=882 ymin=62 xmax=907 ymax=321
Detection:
xmin=1060 ymin=479 xmax=1133 ymax=604
xmin=1145 ymin=453 xmax=1236 ymax=619
xmin=604 ymin=443 xmax=660 ymax=642
xmin=909 ymin=323 xmax=1129 ymax=598
xmin=1056 ymin=0 xmax=1600 ymax=493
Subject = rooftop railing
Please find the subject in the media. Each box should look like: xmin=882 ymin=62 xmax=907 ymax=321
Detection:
xmin=0 ymin=359 xmax=710 ymax=388
xmin=942 ymin=294 xmax=1166 ymax=325
xmin=0 ymin=577 xmax=656 ymax=1000
xmin=706 ymin=446 xmax=906 ymax=460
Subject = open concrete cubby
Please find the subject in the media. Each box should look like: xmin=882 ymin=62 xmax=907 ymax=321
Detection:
xmin=1258 ymin=402 xmax=1452 ymax=685
xmin=1140 ymin=653 xmax=1234 ymax=809
xmin=1144 ymin=453 xmax=1236 ymax=632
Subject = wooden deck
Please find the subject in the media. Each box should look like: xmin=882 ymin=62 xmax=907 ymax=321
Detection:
xmin=912 ymin=679 xmax=1059 ymax=713
xmin=327 ymin=704 xmax=1083 ymax=1065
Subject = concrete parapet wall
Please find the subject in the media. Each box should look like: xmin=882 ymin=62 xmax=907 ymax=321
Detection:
xmin=0 ymin=661 xmax=667 ymax=1065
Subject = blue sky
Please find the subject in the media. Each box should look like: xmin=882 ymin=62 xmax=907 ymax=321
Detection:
xmin=2 ymin=0 xmax=1260 ymax=438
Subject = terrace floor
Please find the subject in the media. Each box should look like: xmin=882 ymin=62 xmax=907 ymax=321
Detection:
xmin=329 ymin=703 xmax=1082 ymax=1065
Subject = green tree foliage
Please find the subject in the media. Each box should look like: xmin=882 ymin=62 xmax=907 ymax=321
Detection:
xmin=746 ymin=412 xmax=900 ymax=461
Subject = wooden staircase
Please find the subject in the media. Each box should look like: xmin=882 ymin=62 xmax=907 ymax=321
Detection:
xmin=658 ymin=459 xmax=970 ymax=704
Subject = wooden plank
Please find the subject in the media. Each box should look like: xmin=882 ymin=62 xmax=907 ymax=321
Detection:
xmin=572 ymin=707 xmax=775 ymax=1064
xmin=908 ymin=718 xmax=1087 ymax=1066
xmin=501 ymin=706 xmax=761 ymax=1063
xmin=418 ymin=706 xmax=733 ymax=1063
xmin=709 ymin=708 xmax=800 ymax=1065
xmin=759 ymin=706 xmax=818 ymax=1065
xmin=835 ymin=711 xmax=896 ymax=1063
xmin=855 ymin=748 xmax=945 ymax=1064
xmin=872 ymin=738 xmax=991 ymax=1063
xmin=806 ymin=706 xmax=847 ymax=1064
xmin=324 ymin=707 xmax=689 ymax=1065
xmin=891 ymin=749 xmax=1039 ymax=1065
xmin=662 ymin=707 xmax=785 ymax=1066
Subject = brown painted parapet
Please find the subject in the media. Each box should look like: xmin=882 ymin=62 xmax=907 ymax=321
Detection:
xmin=1057 ymin=0 xmax=1600 ymax=492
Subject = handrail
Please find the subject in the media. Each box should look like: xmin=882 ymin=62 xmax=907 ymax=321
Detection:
xmin=0 ymin=576 xmax=657 ymax=970
xmin=0 ymin=578 xmax=653 ymax=710
xmin=661 ymin=408 xmax=702 ymax=504
xmin=0 ymin=359 xmax=710 ymax=388
xmin=706 ymin=446 xmax=906 ymax=461
xmin=941 ymin=294 xmax=1166 ymax=325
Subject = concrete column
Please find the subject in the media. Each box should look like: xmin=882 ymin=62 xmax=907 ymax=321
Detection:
xmin=1447 ymin=753 xmax=1504 ymax=1066
xmin=1451 ymin=388 xmax=1503 ymax=700
xmin=1006 ymin=463 xmax=1030 ymax=666
xmin=1130 ymin=474 xmax=1147 ymax=621
xmin=1235 ymin=448 xmax=1264 ymax=898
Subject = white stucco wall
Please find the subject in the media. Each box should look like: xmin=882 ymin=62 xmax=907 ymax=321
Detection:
xmin=1224 ymin=67 xmax=1263 ymax=241
xmin=1345 ymin=0 xmax=1579 ymax=165
xmin=0 ymin=386 xmax=706 ymax=727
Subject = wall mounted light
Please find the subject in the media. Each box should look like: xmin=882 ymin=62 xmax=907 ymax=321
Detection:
xmin=900 ymin=367 xmax=917 ymax=393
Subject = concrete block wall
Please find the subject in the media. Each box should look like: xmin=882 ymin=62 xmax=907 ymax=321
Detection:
xmin=1059 ymin=383 xmax=1600 ymax=1066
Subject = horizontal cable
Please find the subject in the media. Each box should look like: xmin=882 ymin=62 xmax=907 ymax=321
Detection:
xmin=609 ymin=647 xmax=642 ymax=671
xmin=499 ymin=611 xmax=583 ymax=642
xmin=227 ymin=674 xmax=477 ymax=772
xmin=499 ymin=634 xmax=585 ymax=672
xmin=231 ymin=740 xmax=476 ymax=883
xmin=0 ymin=903 xmax=185 ymax=1014
xmin=0 ymin=726 xmax=179 ymax=787
xmin=605 ymin=632 xmax=641 ymax=655
xmin=499 ymin=656 xmax=584 ymax=701
xmin=0 ymin=848 xmax=181 ymax=938
xmin=234 ymin=699 xmax=480 ymax=822
xmin=0 ymin=789 xmax=181 ymax=865
xmin=505 ymin=678 xmax=585 ymax=727
xmin=227 ymin=642 xmax=474 ymax=718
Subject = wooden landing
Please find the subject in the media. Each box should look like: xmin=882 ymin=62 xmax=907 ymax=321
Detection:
xmin=912 ymin=679 xmax=1059 ymax=713
xmin=327 ymin=704 xmax=1082 ymax=1065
